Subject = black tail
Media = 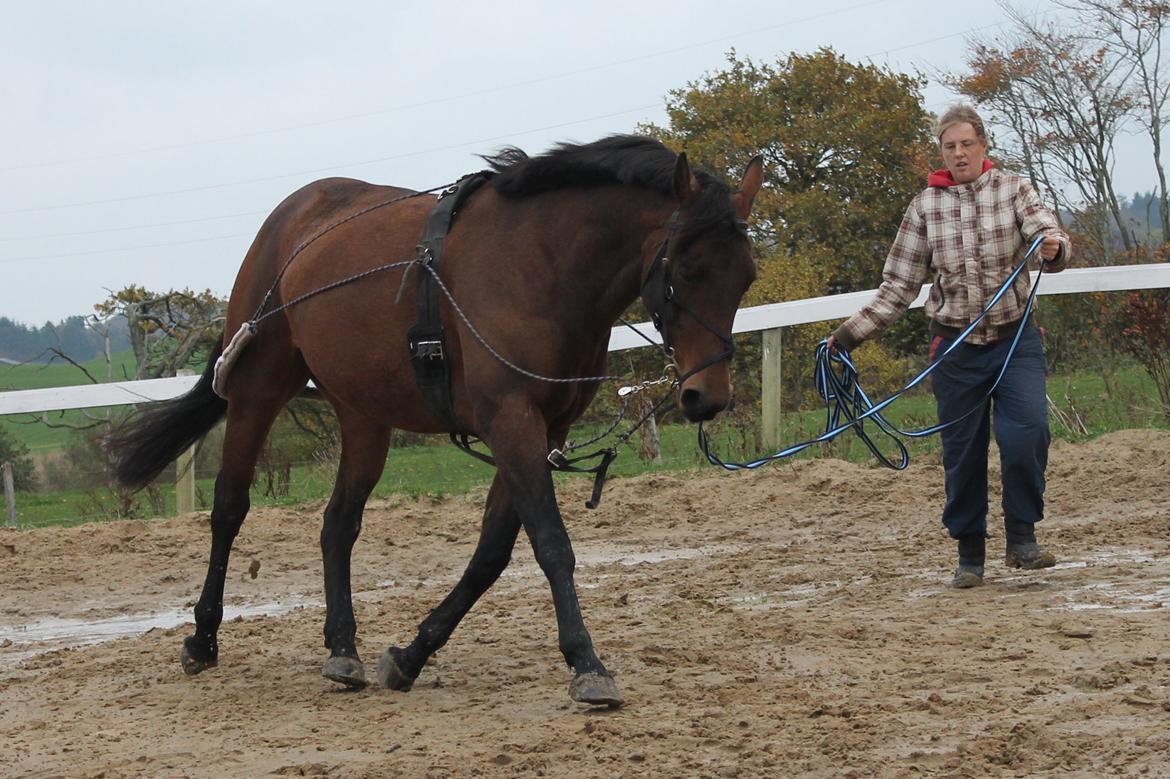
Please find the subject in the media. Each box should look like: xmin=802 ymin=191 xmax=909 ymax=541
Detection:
xmin=107 ymin=340 xmax=228 ymax=490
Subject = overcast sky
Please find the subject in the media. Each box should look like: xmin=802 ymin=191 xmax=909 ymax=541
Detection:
xmin=0 ymin=0 xmax=1149 ymax=326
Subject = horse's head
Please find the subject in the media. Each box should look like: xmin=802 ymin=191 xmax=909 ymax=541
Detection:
xmin=641 ymin=153 xmax=764 ymax=422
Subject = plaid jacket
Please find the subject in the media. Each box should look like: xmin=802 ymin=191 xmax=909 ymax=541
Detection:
xmin=832 ymin=168 xmax=1070 ymax=349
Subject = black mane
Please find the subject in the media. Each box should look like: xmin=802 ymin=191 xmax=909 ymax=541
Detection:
xmin=482 ymin=135 xmax=738 ymax=242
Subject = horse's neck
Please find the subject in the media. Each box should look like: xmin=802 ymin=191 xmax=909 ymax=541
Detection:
xmin=543 ymin=190 xmax=671 ymax=330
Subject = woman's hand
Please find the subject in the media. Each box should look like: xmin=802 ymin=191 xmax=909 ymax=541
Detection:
xmin=1040 ymin=236 xmax=1061 ymax=262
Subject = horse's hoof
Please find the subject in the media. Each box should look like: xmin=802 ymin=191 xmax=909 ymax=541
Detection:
xmin=569 ymin=672 xmax=623 ymax=708
xmin=322 ymin=655 xmax=368 ymax=689
xmin=376 ymin=647 xmax=414 ymax=691
xmin=179 ymin=637 xmax=217 ymax=676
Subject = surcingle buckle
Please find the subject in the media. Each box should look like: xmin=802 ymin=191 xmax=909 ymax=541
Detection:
xmin=413 ymin=339 xmax=444 ymax=360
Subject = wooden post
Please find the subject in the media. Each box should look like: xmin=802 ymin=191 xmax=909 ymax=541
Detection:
xmin=174 ymin=370 xmax=197 ymax=516
xmin=761 ymin=327 xmax=783 ymax=452
xmin=2 ymin=462 xmax=16 ymax=527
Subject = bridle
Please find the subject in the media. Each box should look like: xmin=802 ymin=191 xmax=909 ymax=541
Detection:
xmin=638 ymin=210 xmax=748 ymax=386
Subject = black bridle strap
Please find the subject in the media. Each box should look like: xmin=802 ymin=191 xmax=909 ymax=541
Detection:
xmin=640 ymin=212 xmax=739 ymax=384
xmin=451 ymin=433 xmax=617 ymax=510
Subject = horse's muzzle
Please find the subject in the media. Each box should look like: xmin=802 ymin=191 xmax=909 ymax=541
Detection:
xmin=679 ymin=386 xmax=728 ymax=422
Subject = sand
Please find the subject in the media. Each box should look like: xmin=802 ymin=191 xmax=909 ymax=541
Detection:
xmin=1 ymin=429 xmax=1168 ymax=778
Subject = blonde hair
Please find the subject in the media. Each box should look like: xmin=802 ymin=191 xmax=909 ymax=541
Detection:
xmin=934 ymin=104 xmax=988 ymax=145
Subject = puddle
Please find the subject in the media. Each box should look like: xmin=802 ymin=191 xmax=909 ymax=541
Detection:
xmin=575 ymin=545 xmax=746 ymax=567
xmin=720 ymin=580 xmax=853 ymax=611
xmin=0 ymin=599 xmax=317 ymax=670
xmin=1051 ymin=582 xmax=1170 ymax=614
xmin=2 ymin=543 xmax=746 ymax=667
xmin=372 ymin=543 xmax=746 ymax=590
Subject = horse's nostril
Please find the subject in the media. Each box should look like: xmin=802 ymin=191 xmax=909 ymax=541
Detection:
xmin=680 ymin=388 xmax=720 ymax=422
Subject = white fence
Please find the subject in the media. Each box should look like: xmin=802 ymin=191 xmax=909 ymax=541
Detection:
xmin=2 ymin=262 xmax=1169 ymax=521
xmin=5 ymin=263 xmax=1168 ymax=416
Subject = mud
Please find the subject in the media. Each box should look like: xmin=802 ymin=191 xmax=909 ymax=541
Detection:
xmin=1 ymin=430 xmax=1168 ymax=778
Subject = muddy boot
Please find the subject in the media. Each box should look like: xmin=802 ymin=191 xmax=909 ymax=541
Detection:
xmin=951 ymin=535 xmax=985 ymax=589
xmin=1004 ymin=518 xmax=1056 ymax=570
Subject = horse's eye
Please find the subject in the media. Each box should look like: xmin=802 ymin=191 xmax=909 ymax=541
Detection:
xmin=677 ymin=262 xmax=707 ymax=285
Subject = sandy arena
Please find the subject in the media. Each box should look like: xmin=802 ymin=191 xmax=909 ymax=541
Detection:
xmin=1 ymin=429 xmax=1168 ymax=778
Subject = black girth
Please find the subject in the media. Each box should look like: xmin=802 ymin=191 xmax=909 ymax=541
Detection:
xmin=403 ymin=171 xmax=645 ymax=509
xmin=407 ymin=172 xmax=492 ymax=431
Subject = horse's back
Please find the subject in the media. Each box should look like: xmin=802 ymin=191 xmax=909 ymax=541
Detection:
xmin=226 ymin=178 xmax=420 ymax=314
xmin=221 ymin=176 xmax=442 ymax=424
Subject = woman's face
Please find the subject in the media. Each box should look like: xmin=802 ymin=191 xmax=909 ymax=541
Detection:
xmin=940 ymin=122 xmax=987 ymax=184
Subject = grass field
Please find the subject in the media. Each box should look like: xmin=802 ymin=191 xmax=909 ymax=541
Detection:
xmin=0 ymin=351 xmax=139 ymax=451
xmin=2 ymin=351 xmax=1166 ymax=528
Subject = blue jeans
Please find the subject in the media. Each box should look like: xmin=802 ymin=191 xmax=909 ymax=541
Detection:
xmin=930 ymin=324 xmax=1050 ymax=540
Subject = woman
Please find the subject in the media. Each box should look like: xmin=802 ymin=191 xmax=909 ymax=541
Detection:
xmin=826 ymin=104 xmax=1071 ymax=589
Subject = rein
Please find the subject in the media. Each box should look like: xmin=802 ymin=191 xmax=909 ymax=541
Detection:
xmin=421 ymin=210 xmax=742 ymax=507
xmin=698 ymin=235 xmax=1047 ymax=471
xmin=638 ymin=210 xmax=747 ymax=386
xmin=236 ymin=191 xmax=736 ymax=508
xmin=249 ymin=184 xmax=453 ymax=325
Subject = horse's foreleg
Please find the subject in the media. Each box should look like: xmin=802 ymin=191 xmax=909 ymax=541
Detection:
xmin=181 ymin=398 xmax=282 ymax=675
xmin=516 ymin=467 xmax=622 ymax=706
xmin=377 ymin=473 xmax=522 ymax=690
xmin=480 ymin=410 xmax=621 ymax=707
xmin=320 ymin=418 xmax=392 ymax=689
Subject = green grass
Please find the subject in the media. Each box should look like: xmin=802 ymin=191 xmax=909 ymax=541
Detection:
xmin=0 ymin=351 xmax=139 ymax=452
xmin=3 ymin=360 xmax=1167 ymax=529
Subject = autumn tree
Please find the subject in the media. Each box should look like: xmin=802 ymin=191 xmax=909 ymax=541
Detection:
xmin=645 ymin=48 xmax=934 ymax=298
xmin=93 ymin=285 xmax=225 ymax=379
xmin=949 ymin=2 xmax=1140 ymax=257
xmin=642 ymin=48 xmax=936 ymax=407
xmin=1064 ymin=0 xmax=1170 ymax=239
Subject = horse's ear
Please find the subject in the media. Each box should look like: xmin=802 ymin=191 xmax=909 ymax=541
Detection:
xmin=673 ymin=152 xmax=701 ymax=205
xmin=733 ymin=155 xmax=765 ymax=220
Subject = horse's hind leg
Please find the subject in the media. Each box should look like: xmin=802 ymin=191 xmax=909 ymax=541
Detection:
xmin=377 ymin=473 xmax=522 ymax=690
xmin=181 ymin=393 xmax=290 ymax=675
xmin=319 ymin=414 xmax=392 ymax=689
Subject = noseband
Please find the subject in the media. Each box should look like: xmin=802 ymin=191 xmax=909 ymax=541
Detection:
xmin=639 ymin=210 xmax=746 ymax=384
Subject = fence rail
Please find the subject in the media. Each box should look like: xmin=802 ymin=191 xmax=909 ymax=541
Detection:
xmin=3 ymin=262 xmax=1168 ymax=418
xmin=2 ymin=262 xmax=1168 ymax=521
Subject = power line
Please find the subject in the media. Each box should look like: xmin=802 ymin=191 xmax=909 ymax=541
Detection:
xmin=862 ymin=18 xmax=1013 ymax=60
xmin=3 ymin=2 xmax=1000 ymax=223
xmin=0 ymin=104 xmax=661 ymax=216
xmin=0 ymin=0 xmax=894 ymax=174
xmin=0 ymin=210 xmax=266 ymax=243
xmin=0 ymin=232 xmax=251 ymax=265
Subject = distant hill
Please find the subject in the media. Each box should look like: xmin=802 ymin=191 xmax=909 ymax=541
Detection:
xmin=0 ymin=315 xmax=131 ymax=364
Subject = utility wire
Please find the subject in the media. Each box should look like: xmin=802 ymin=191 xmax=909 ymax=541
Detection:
xmin=0 ymin=210 xmax=267 ymax=243
xmin=0 ymin=232 xmax=251 ymax=265
xmin=0 ymin=104 xmax=659 ymax=216
xmin=0 ymin=0 xmax=894 ymax=174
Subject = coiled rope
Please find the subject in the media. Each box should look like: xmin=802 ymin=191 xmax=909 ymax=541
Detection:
xmin=699 ymin=235 xmax=1048 ymax=471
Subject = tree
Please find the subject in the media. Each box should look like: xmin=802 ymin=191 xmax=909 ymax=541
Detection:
xmin=950 ymin=3 xmax=1139 ymax=257
xmin=644 ymin=48 xmax=935 ymax=297
xmin=93 ymin=285 xmax=225 ymax=379
xmin=642 ymin=48 xmax=937 ymax=407
xmin=1064 ymin=0 xmax=1170 ymax=240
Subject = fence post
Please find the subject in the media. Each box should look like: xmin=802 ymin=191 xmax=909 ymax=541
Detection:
xmin=761 ymin=327 xmax=783 ymax=452
xmin=2 ymin=462 xmax=16 ymax=527
xmin=174 ymin=370 xmax=197 ymax=516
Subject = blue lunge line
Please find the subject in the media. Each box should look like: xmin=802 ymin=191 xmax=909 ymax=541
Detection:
xmin=699 ymin=235 xmax=1047 ymax=471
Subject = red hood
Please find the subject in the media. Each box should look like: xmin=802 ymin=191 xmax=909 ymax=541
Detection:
xmin=928 ymin=158 xmax=994 ymax=187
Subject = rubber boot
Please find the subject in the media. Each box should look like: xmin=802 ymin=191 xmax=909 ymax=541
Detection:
xmin=1004 ymin=518 xmax=1056 ymax=569
xmin=952 ymin=535 xmax=985 ymax=589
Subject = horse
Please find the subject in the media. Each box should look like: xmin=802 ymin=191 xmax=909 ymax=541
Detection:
xmin=108 ymin=135 xmax=763 ymax=707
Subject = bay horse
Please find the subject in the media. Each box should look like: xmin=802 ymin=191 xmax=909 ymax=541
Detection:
xmin=109 ymin=135 xmax=763 ymax=706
